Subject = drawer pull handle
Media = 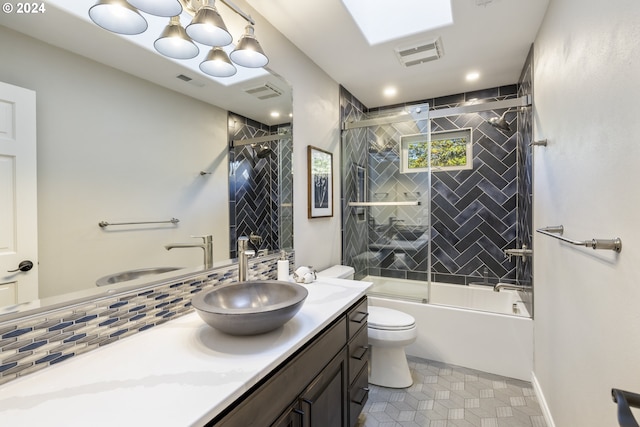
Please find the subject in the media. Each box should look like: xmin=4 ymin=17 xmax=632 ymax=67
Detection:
xmin=351 ymin=346 xmax=369 ymax=360
xmin=351 ymin=311 xmax=368 ymax=323
xmin=351 ymin=387 xmax=369 ymax=406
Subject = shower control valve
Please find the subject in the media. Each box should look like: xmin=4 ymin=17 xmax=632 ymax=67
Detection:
xmin=504 ymin=245 xmax=533 ymax=262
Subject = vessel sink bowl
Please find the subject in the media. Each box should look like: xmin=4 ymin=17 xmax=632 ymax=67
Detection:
xmin=96 ymin=267 xmax=183 ymax=287
xmin=191 ymin=280 xmax=308 ymax=335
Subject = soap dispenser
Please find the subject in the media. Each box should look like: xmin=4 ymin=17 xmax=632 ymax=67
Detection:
xmin=277 ymin=250 xmax=289 ymax=281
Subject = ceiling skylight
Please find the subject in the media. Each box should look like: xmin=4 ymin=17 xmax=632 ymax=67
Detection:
xmin=341 ymin=0 xmax=453 ymax=45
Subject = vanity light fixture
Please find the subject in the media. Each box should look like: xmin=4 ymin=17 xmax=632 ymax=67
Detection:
xmin=127 ymin=0 xmax=182 ymax=17
xmin=154 ymin=16 xmax=200 ymax=59
xmin=88 ymin=0 xmax=148 ymax=35
xmin=230 ymin=25 xmax=269 ymax=68
xmin=200 ymin=47 xmax=237 ymax=77
xmin=88 ymin=0 xmax=269 ymax=76
xmin=185 ymin=0 xmax=233 ymax=47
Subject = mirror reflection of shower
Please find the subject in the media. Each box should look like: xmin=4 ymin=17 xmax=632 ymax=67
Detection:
xmin=252 ymin=142 xmax=275 ymax=159
xmin=228 ymin=120 xmax=293 ymax=259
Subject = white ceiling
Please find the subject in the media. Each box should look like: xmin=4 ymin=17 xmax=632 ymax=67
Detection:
xmin=0 ymin=0 xmax=293 ymax=126
xmin=247 ymin=0 xmax=550 ymax=108
xmin=0 ymin=0 xmax=550 ymax=122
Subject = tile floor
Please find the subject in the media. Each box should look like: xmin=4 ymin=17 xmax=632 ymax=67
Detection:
xmin=356 ymin=356 xmax=547 ymax=427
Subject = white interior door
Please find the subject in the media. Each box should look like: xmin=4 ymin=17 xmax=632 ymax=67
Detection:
xmin=0 ymin=81 xmax=38 ymax=305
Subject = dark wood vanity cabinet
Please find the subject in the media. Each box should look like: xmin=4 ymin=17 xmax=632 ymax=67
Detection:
xmin=347 ymin=298 xmax=370 ymax=427
xmin=210 ymin=296 xmax=368 ymax=427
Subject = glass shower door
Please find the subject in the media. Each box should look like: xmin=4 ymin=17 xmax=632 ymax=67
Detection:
xmin=341 ymin=104 xmax=431 ymax=303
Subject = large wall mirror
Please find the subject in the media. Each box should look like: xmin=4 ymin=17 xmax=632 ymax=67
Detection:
xmin=0 ymin=1 xmax=293 ymax=317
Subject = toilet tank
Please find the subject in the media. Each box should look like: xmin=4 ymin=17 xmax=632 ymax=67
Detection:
xmin=317 ymin=265 xmax=355 ymax=280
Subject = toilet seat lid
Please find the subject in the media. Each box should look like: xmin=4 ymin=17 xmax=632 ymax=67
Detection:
xmin=368 ymin=306 xmax=416 ymax=330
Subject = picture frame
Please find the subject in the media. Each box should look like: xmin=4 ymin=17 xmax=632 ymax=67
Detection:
xmin=307 ymin=145 xmax=333 ymax=218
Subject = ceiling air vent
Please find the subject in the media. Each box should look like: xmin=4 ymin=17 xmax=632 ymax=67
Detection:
xmin=395 ymin=37 xmax=443 ymax=67
xmin=244 ymin=83 xmax=283 ymax=100
xmin=176 ymin=74 xmax=205 ymax=87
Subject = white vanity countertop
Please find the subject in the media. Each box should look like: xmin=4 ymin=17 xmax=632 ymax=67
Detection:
xmin=0 ymin=278 xmax=371 ymax=427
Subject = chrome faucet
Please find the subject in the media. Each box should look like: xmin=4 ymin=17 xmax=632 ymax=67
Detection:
xmin=237 ymin=236 xmax=252 ymax=282
xmin=493 ymin=283 xmax=529 ymax=293
xmin=165 ymin=235 xmax=213 ymax=269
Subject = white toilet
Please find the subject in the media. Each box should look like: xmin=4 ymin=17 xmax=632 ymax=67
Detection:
xmin=367 ymin=306 xmax=417 ymax=388
xmin=317 ymin=265 xmax=418 ymax=389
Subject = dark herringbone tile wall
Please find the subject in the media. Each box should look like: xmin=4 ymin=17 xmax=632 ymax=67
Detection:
xmin=340 ymin=84 xmax=533 ymax=287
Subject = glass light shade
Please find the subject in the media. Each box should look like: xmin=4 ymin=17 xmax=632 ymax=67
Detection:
xmin=185 ymin=2 xmax=232 ymax=47
xmin=154 ymin=17 xmax=199 ymax=59
xmin=88 ymin=0 xmax=148 ymax=35
xmin=200 ymin=47 xmax=237 ymax=77
xmin=229 ymin=25 xmax=268 ymax=68
xmin=127 ymin=0 xmax=182 ymax=17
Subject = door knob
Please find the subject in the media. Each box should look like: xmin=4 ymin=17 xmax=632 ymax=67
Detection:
xmin=7 ymin=260 xmax=33 ymax=273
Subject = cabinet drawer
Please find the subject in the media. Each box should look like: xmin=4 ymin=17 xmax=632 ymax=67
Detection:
xmin=349 ymin=365 xmax=369 ymax=427
xmin=348 ymin=326 xmax=369 ymax=385
xmin=347 ymin=297 xmax=368 ymax=341
xmin=213 ymin=316 xmax=348 ymax=426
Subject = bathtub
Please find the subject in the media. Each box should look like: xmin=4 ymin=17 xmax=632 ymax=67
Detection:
xmin=364 ymin=276 xmax=533 ymax=381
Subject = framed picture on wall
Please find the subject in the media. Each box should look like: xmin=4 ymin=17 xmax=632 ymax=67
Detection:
xmin=308 ymin=146 xmax=333 ymax=218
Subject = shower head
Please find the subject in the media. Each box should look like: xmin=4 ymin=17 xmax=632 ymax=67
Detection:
xmin=252 ymin=143 xmax=274 ymax=159
xmin=487 ymin=111 xmax=512 ymax=132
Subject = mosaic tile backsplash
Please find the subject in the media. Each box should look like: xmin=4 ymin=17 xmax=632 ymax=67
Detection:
xmin=0 ymin=252 xmax=293 ymax=386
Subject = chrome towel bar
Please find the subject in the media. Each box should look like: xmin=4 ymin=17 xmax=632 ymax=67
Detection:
xmin=98 ymin=218 xmax=180 ymax=228
xmin=536 ymin=225 xmax=622 ymax=253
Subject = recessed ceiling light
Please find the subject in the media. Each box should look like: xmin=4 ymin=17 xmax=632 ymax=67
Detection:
xmin=270 ymin=111 xmax=280 ymax=118
xmin=383 ymin=87 xmax=397 ymax=97
xmin=466 ymin=72 xmax=480 ymax=81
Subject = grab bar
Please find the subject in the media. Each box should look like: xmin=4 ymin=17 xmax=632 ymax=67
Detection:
xmin=612 ymin=388 xmax=640 ymax=427
xmin=536 ymin=225 xmax=622 ymax=253
xmin=98 ymin=218 xmax=180 ymax=228
xmin=348 ymin=201 xmax=421 ymax=207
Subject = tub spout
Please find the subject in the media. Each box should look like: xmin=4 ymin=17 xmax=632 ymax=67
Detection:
xmin=493 ymin=283 xmax=529 ymax=293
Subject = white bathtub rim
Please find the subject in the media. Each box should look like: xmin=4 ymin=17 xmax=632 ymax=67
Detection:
xmin=363 ymin=275 xmax=531 ymax=318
